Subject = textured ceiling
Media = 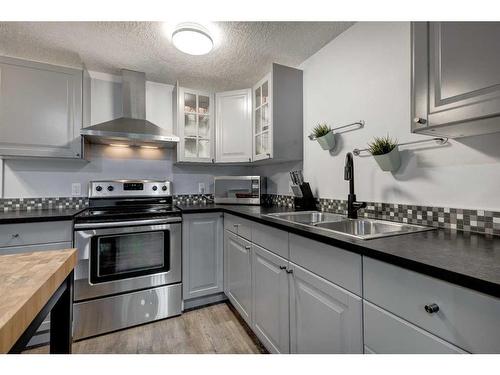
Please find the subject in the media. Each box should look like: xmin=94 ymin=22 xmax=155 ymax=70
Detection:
xmin=0 ymin=22 xmax=353 ymax=91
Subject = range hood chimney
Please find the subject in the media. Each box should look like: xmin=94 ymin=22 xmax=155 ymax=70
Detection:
xmin=81 ymin=70 xmax=179 ymax=148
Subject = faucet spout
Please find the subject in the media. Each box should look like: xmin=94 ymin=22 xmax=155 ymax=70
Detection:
xmin=344 ymin=152 xmax=365 ymax=219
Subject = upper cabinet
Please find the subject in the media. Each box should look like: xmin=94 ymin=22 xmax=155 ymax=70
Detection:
xmin=0 ymin=56 xmax=83 ymax=158
xmin=173 ymin=84 xmax=215 ymax=163
xmin=215 ymin=89 xmax=252 ymax=163
xmin=412 ymin=22 xmax=500 ymax=138
xmin=253 ymin=63 xmax=303 ymax=162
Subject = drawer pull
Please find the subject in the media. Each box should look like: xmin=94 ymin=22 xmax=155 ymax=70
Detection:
xmin=424 ymin=303 xmax=440 ymax=314
xmin=286 ymin=269 xmax=293 ymax=274
xmin=233 ymin=224 xmax=239 ymax=227
xmin=245 ymin=245 xmax=251 ymax=250
xmin=279 ymin=266 xmax=287 ymax=270
xmin=11 ymin=233 xmax=20 ymax=238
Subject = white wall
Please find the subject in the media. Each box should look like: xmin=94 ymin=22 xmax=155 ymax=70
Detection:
xmin=300 ymin=22 xmax=500 ymax=211
xmin=2 ymin=75 xmax=251 ymax=197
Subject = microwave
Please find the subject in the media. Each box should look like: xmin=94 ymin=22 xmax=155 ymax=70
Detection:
xmin=214 ymin=176 xmax=266 ymax=205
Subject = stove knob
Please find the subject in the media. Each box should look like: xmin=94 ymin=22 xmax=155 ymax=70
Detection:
xmin=152 ymin=186 xmax=158 ymax=191
xmin=107 ymin=185 xmax=114 ymax=192
xmin=162 ymin=185 xmax=167 ymax=191
xmin=96 ymin=185 xmax=103 ymax=192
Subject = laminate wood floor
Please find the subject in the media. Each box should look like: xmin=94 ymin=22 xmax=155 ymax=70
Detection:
xmin=24 ymin=302 xmax=266 ymax=354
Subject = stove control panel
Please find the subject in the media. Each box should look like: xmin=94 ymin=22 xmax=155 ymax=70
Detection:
xmin=89 ymin=180 xmax=172 ymax=198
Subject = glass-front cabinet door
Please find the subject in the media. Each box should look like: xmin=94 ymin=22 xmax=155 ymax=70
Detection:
xmin=253 ymin=73 xmax=273 ymax=161
xmin=177 ymin=87 xmax=214 ymax=162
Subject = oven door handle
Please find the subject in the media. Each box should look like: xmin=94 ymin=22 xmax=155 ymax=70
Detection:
xmin=74 ymin=217 xmax=182 ymax=229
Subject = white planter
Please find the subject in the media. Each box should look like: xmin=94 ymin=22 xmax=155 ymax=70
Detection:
xmin=373 ymin=147 xmax=401 ymax=172
xmin=316 ymin=131 xmax=336 ymax=150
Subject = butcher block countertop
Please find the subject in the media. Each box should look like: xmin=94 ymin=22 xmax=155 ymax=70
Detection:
xmin=0 ymin=249 xmax=77 ymax=353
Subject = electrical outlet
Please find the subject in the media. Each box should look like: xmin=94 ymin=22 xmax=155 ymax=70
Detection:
xmin=71 ymin=183 xmax=81 ymax=196
xmin=198 ymin=182 xmax=206 ymax=194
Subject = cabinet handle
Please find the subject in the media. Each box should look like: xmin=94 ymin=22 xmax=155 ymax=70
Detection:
xmin=211 ymin=159 xmax=215 ymax=163
xmin=245 ymin=245 xmax=251 ymax=250
xmin=11 ymin=233 xmax=20 ymax=239
xmin=424 ymin=303 xmax=439 ymax=314
xmin=233 ymin=224 xmax=239 ymax=227
xmin=413 ymin=117 xmax=427 ymax=125
xmin=286 ymin=269 xmax=293 ymax=274
xmin=266 ymin=153 xmax=271 ymax=158
xmin=279 ymin=266 xmax=287 ymax=270
xmin=248 ymin=158 xmax=251 ymax=162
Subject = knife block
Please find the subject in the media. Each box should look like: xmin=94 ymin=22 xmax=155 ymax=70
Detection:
xmin=293 ymin=182 xmax=317 ymax=211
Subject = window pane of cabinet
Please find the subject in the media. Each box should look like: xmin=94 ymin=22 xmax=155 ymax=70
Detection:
xmin=262 ymin=103 xmax=269 ymax=128
xmin=255 ymin=107 xmax=262 ymax=133
xmin=198 ymin=139 xmax=210 ymax=158
xmin=199 ymin=115 xmax=210 ymax=138
xmin=184 ymin=93 xmax=196 ymax=113
xmin=184 ymin=138 xmax=197 ymax=158
xmin=184 ymin=114 xmax=197 ymax=136
xmin=255 ymin=87 xmax=261 ymax=107
xmin=199 ymin=95 xmax=210 ymax=114
xmin=262 ymin=81 xmax=268 ymax=104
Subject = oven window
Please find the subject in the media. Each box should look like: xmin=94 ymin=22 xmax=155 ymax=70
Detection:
xmin=90 ymin=230 xmax=170 ymax=283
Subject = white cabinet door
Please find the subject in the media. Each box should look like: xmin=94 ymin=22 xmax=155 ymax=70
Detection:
xmin=412 ymin=22 xmax=500 ymax=137
xmin=0 ymin=56 xmax=82 ymax=158
xmin=224 ymin=230 xmax=252 ymax=325
xmin=252 ymin=73 xmax=273 ymax=161
xmin=175 ymin=85 xmax=215 ymax=163
xmin=289 ymin=262 xmax=363 ymax=354
xmin=215 ymin=89 xmax=252 ymax=163
xmin=182 ymin=213 xmax=224 ymax=300
xmin=251 ymin=244 xmax=289 ymax=353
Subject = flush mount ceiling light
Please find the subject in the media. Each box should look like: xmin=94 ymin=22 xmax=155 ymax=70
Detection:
xmin=172 ymin=23 xmax=213 ymax=55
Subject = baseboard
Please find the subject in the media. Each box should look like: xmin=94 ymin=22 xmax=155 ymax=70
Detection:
xmin=183 ymin=292 xmax=228 ymax=311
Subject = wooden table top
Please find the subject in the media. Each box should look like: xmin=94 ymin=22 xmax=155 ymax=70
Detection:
xmin=0 ymin=249 xmax=77 ymax=353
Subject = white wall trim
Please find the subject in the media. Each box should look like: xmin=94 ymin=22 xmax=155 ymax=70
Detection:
xmin=87 ymin=70 xmax=122 ymax=83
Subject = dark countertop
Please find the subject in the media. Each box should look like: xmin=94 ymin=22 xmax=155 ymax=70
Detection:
xmin=178 ymin=203 xmax=500 ymax=298
xmin=0 ymin=208 xmax=85 ymax=224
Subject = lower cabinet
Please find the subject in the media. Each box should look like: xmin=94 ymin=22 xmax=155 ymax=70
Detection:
xmin=363 ymin=301 xmax=466 ymax=354
xmin=251 ymin=244 xmax=290 ymax=353
xmin=224 ymin=230 xmax=253 ymax=325
xmin=182 ymin=213 xmax=224 ymax=302
xmin=289 ymin=262 xmax=363 ymax=354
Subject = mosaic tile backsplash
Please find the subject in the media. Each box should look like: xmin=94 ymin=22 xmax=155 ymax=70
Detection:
xmin=262 ymin=194 xmax=500 ymax=236
xmin=1 ymin=194 xmax=499 ymax=236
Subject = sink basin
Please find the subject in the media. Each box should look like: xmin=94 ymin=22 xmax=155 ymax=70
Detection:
xmin=265 ymin=211 xmax=345 ymax=225
xmin=265 ymin=211 xmax=434 ymax=240
xmin=314 ymin=218 xmax=434 ymax=240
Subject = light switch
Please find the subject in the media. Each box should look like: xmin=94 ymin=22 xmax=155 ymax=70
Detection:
xmin=71 ymin=183 xmax=82 ymax=196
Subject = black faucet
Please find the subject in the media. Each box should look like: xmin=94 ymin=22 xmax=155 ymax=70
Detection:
xmin=344 ymin=152 xmax=366 ymax=219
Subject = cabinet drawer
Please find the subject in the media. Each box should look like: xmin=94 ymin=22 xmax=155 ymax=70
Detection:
xmin=363 ymin=257 xmax=500 ymax=353
xmin=251 ymin=221 xmax=288 ymax=259
xmin=289 ymin=234 xmax=362 ymax=295
xmin=364 ymin=301 xmax=466 ymax=354
xmin=0 ymin=241 xmax=73 ymax=255
xmin=224 ymin=214 xmax=252 ymax=240
xmin=0 ymin=220 xmax=72 ymax=248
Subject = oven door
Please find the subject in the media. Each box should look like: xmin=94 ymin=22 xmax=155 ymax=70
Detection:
xmin=74 ymin=218 xmax=181 ymax=301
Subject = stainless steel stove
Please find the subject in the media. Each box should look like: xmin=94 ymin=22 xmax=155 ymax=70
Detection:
xmin=72 ymin=179 xmax=182 ymax=340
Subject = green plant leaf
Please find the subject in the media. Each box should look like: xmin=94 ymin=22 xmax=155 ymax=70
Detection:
xmin=367 ymin=135 xmax=398 ymax=156
xmin=312 ymin=123 xmax=331 ymax=138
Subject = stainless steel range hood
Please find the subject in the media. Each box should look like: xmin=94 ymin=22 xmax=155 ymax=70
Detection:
xmin=81 ymin=70 xmax=179 ymax=148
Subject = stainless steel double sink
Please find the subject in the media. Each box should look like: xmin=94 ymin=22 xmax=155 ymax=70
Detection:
xmin=264 ymin=211 xmax=435 ymax=240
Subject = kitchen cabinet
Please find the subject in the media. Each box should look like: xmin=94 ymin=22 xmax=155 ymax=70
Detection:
xmin=0 ymin=219 xmax=73 ymax=348
xmin=251 ymin=244 xmax=289 ymax=353
xmin=182 ymin=213 xmax=223 ymax=301
xmin=252 ymin=63 xmax=303 ymax=162
xmin=363 ymin=301 xmax=466 ymax=354
xmin=0 ymin=56 xmax=83 ymax=158
xmin=289 ymin=262 xmax=363 ymax=354
xmin=224 ymin=230 xmax=253 ymax=325
xmin=215 ymin=89 xmax=252 ymax=163
xmin=412 ymin=22 xmax=500 ymax=138
xmin=173 ymin=83 xmax=215 ymax=162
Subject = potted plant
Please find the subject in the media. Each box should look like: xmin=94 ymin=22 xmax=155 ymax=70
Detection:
xmin=368 ymin=135 xmax=401 ymax=172
xmin=312 ymin=123 xmax=336 ymax=150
